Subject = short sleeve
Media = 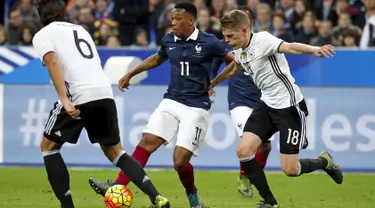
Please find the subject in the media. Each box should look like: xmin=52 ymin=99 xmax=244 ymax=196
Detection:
xmin=232 ymin=48 xmax=242 ymax=64
xmin=260 ymin=31 xmax=284 ymax=56
xmin=157 ymin=36 xmax=168 ymax=59
xmin=32 ymin=30 xmax=55 ymax=63
xmin=211 ymin=36 xmax=230 ymax=59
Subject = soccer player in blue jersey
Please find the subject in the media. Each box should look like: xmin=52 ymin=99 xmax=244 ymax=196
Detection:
xmin=88 ymin=1 xmax=234 ymax=208
xmin=210 ymin=6 xmax=307 ymax=198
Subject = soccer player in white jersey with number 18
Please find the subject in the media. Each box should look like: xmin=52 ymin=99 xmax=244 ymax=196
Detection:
xmin=32 ymin=0 xmax=170 ymax=207
xmin=209 ymin=10 xmax=343 ymax=208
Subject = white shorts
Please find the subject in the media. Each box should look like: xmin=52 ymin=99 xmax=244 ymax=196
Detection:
xmin=229 ymin=106 xmax=254 ymax=137
xmin=143 ymin=99 xmax=209 ymax=155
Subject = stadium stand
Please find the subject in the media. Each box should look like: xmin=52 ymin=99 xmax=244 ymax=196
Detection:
xmin=0 ymin=0 xmax=369 ymax=48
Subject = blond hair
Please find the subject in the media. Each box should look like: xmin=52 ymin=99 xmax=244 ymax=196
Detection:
xmin=220 ymin=10 xmax=250 ymax=30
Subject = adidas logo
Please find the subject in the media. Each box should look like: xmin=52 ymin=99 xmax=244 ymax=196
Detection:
xmin=142 ymin=175 xmax=150 ymax=183
xmin=65 ymin=190 xmax=71 ymax=196
xmin=54 ymin=131 xmax=62 ymax=137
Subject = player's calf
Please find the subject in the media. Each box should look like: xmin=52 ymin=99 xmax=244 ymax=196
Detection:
xmin=281 ymin=153 xmax=323 ymax=176
xmin=238 ymin=132 xmax=279 ymax=206
xmin=173 ymin=146 xmax=193 ymax=171
xmin=280 ymin=151 xmax=343 ymax=184
xmin=237 ymin=141 xmax=272 ymax=198
xmin=88 ymin=134 xmax=165 ymax=198
xmin=41 ymin=137 xmax=74 ymax=208
xmin=258 ymin=142 xmax=272 ymax=155
xmin=173 ymin=146 xmax=206 ymax=207
xmin=114 ymin=133 xmax=164 ymax=186
xmin=101 ymin=143 xmax=165 ymax=204
xmin=256 ymin=142 xmax=272 ymax=168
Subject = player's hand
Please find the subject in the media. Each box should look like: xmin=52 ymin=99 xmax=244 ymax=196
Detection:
xmin=209 ymin=89 xmax=216 ymax=103
xmin=314 ymin=45 xmax=335 ymax=58
xmin=63 ymin=100 xmax=81 ymax=120
xmin=118 ymin=73 xmax=132 ymax=92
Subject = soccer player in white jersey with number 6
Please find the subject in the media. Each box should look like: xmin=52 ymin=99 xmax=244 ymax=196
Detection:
xmin=32 ymin=0 xmax=170 ymax=207
xmin=209 ymin=10 xmax=343 ymax=208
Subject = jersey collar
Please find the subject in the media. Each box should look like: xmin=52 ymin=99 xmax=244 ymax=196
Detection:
xmin=245 ymin=32 xmax=254 ymax=50
xmin=174 ymin=27 xmax=199 ymax=42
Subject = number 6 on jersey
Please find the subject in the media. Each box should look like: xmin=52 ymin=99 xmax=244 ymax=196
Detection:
xmin=180 ymin=61 xmax=190 ymax=76
xmin=73 ymin=30 xmax=93 ymax=59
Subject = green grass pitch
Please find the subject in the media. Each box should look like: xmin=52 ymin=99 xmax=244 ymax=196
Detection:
xmin=0 ymin=167 xmax=374 ymax=208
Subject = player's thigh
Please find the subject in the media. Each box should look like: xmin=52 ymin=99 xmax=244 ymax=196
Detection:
xmin=176 ymin=106 xmax=209 ymax=156
xmin=243 ymin=104 xmax=278 ymax=143
xmin=272 ymin=100 xmax=308 ymax=155
xmin=79 ymin=99 xmax=120 ymax=145
xmin=229 ymin=106 xmax=254 ymax=137
xmin=43 ymin=101 xmax=84 ymax=145
xmin=143 ymin=99 xmax=179 ymax=144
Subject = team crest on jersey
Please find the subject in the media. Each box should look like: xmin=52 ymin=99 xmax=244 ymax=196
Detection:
xmin=239 ymin=51 xmax=254 ymax=75
xmin=240 ymin=49 xmax=255 ymax=62
xmin=194 ymin=44 xmax=202 ymax=57
xmin=240 ymin=51 xmax=247 ymax=60
xmin=240 ymin=51 xmax=252 ymax=64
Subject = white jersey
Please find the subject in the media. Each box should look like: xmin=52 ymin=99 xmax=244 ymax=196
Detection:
xmin=233 ymin=31 xmax=303 ymax=109
xmin=32 ymin=21 xmax=113 ymax=105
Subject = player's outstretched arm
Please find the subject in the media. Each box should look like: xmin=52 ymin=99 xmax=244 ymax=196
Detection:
xmin=118 ymin=53 xmax=167 ymax=91
xmin=209 ymin=61 xmax=242 ymax=89
xmin=128 ymin=53 xmax=167 ymax=77
xmin=279 ymin=42 xmax=335 ymax=57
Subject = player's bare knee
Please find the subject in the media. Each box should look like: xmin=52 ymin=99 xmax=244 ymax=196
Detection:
xmin=174 ymin=159 xmax=189 ymax=171
xmin=236 ymin=132 xmax=260 ymax=159
xmin=138 ymin=133 xmax=164 ymax=153
xmin=236 ymin=145 xmax=254 ymax=159
xmin=280 ymin=154 xmax=299 ymax=176
xmin=173 ymin=146 xmax=193 ymax=171
xmin=40 ymin=137 xmax=62 ymax=152
xmin=173 ymin=152 xmax=190 ymax=171
xmin=282 ymin=164 xmax=299 ymax=176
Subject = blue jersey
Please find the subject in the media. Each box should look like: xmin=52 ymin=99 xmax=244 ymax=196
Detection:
xmin=158 ymin=29 xmax=229 ymax=110
xmin=211 ymin=40 xmax=261 ymax=110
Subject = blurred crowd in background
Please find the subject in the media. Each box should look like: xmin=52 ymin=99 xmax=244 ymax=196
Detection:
xmin=1 ymin=0 xmax=375 ymax=49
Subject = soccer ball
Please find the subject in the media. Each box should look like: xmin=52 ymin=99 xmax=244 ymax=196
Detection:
xmin=104 ymin=184 xmax=134 ymax=208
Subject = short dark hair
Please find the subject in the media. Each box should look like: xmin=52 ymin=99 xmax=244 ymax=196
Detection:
xmin=37 ymin=0 xmax=67 ymax=26
xmin=174 ymin=1 xmax=197 ymax=19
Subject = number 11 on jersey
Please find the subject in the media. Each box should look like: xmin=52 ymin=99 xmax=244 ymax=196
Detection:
xmin=180 ymin=61 xmax=189 ymax=76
